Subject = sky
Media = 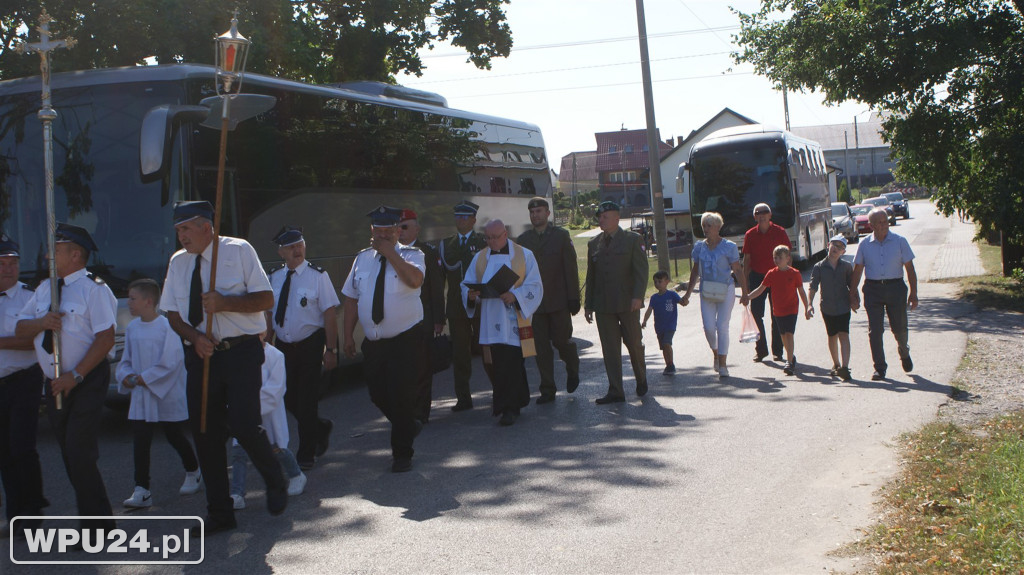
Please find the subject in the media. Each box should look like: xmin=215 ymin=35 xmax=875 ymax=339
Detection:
xmin=401 ymin=0 xmax=872 ymax=169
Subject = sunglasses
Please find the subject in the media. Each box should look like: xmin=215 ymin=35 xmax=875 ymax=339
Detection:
xmin=399 ymin=224 xmax=410 ymax=230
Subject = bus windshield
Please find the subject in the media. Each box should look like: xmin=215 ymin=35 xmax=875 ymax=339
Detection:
xmin=0 ymin=81 xmax=183 ymax=295
xmin=689 ymin=142 xmax=795 ymax=237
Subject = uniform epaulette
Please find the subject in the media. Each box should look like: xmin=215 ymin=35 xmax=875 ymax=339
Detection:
xmin=357 ymin=246 xmax=374 ymax=255
xmin=400 ymin=244 xmax=421 ymax=252
xmin=21 ymin=284 xmax=35 ymax=292
xmin=86 ymin=272 xmax=106 ymax=285
xmin=307 ymin=262 xmax=326 ymax=273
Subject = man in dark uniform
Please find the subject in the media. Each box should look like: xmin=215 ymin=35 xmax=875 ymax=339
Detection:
xmin=398 ymin=209 xmax=445 ymax=423
xmin=0 ymin=234 xmax=47 ymax=535
xmin=161 ymin=201 xmax=287 ymax=535
xmin=515 ymin=197 xmax=581 ymax=404
xmin=342 ymin=206 xmax=428 ymax=472
xmin=16 ymin=223 xmax=116 ymax=534
xmin=269 ymin=226 xmax=340 ymax=470
xmin=438 ymin=201 xmax=487 ymax=411
xmin=584 ymin=201 xmax=649 ymax=404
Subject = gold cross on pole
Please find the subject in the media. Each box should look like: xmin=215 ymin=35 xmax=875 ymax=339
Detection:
xmin=17 ymin=9 xmax=77 ymax=103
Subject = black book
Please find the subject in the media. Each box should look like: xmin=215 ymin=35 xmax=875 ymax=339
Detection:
xmin=464 ymin=264 xmax=520 ymax=298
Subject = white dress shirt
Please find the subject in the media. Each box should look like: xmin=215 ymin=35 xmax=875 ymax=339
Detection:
xmin=161 ymin=236 xmax=272 ymax=340
xmin=1 ymin=282 xmax=38 ymax=378
xmin=260 ymin=343 xmax=289 ymax=448
xmin=18 ymin=268 xmax=117 ymax=379
xmin=269 ymin=260 xmax=340 ymax=343
xmin=341 ymin=245 xmax=424 ymax=341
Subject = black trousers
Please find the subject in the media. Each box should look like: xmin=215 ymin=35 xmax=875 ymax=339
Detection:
xmin=415 ymin=321 xmax=435 ymax=423
xmin=185 ymin=339 xmax=285 ymax=521
xmin=361 ymin=327 xmax=428 ymax=460
xmin=131 ymin=420 xmax=198 ymax=489
xmin=276 ymin=329 xmax=329 ymax=463
xmin=46 ymin=360 xmax=115 ymax=529
xmin=488 ymin=344 xmax=530 ymax=417
xmin=748 ymin=271 xmax=783 ymax=358
xmin=0 ymin=365 xmax=46 ymax=520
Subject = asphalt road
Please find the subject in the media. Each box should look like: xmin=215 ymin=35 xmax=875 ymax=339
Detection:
xmin=5 ymin=200 xmax=974 ymax=574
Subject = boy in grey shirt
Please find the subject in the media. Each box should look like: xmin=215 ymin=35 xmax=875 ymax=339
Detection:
xmin=807 ymin=236 xmax=855 ymax=381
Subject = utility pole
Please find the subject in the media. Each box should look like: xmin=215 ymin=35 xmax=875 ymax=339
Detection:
xmin=782 ymin=87 xmax=791 ymax=131
xmin=634 ymin=0 xmax=670 ymax=272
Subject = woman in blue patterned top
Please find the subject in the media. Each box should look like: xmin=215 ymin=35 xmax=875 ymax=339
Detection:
xmin=680 ymin=212 xmax=750 ymax=378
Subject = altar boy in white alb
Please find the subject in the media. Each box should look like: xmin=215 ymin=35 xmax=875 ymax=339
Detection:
xmin=462 ymin=219 xmax=543 ymax=426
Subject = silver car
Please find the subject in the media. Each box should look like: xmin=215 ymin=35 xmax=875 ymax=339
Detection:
xmin=831 ymin=202 xmax=859 ymax=243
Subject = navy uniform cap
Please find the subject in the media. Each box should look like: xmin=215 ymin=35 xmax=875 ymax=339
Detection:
xmin=367 ymin=205 xmax=403 ymax=227
xmin=55 ymin=222 xmax=99 ymax=253
xmin=0 ymin=232 xmax=18 ymax=257
xmin=595 ymin=200 xmax=620 ymax=215
xmin=453 ymin=201 xmax=480 ymax=216
xmin=273 ymin=226 xmax=304 ymax=247
xmin=527 ymin=196 xmax=549 ymax=210
xmin=173 ymin=201 xmax=215 ymax=225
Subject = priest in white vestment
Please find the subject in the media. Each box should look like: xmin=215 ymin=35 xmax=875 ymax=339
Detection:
xmin=462 ymin=220 xmax=544 ymax=426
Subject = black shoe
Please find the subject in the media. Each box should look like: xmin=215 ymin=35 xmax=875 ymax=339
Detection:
xmin=637 ymin=380 xmax=648 ymax=397
xmin=315 ymin=419 xmax=333 ymax=457
xmin=298 ymin=459 xmax=315 ymax=471
xmin=783 ymin=361 xmax=795 ymax=376
xmin=451 ymin=400 xmax=473 ymax=412
xmin=266 ymin=485 xmax=288 ymax=516
xmin=902 ymin=356 xmax=913 ymax=372
xmin=191 ymin=515 xmax=237 ymax=538
xmin=392 ymin=457 xmax=412 ymax=473
xmin=595 ymin=394 xmax=626 ymax=405
xmin=871 ymin=370 xmax=886 ymax=381
xmin=773 ymin=355 xmax=784 ymax=362
xmin=536 ymin=394 xmax=556 ymax=405
xmin=828 ymin=365 xmax=840 ymax=377
xmin=753 ymin=352 xmax=768 ymax=363
xmin=499 ymin=411 xmax=518 ymax=426
xmin=838 ymin=367 xmax=852 ymax=382
xmin=566 ymin=374 xmax=580 ymax=394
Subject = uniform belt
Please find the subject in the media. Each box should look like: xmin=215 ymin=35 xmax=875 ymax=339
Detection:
xmin=214 ymin=334 xmax=260 ymax=351
xmin=865 ymin=278 xmax=904 ymax=285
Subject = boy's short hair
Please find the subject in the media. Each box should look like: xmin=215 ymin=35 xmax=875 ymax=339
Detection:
xmin=653 ymin=270 xmax=669 ymax=281
xmin=128 ymin=278 xmax=161 ymax=304
xmin=773 ymin=245 xmax=791 ymax=259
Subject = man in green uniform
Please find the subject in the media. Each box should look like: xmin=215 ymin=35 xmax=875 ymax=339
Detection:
xmin=439 ymin=201 xmax=487 ymax=411
xmin=584 ymin=201 xmax=648 ymax=404
xmin=516 ymin=197 xmax=581 ymax=404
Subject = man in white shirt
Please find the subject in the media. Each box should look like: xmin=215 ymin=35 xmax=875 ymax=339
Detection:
xmin=269 ymin=226 xmax=340 ymax=470
xmin=16 ymin=223 xmax=117 ymax=533
xmin=0 ymin=234 xmax=47 ymax=534
xmin=161 ymin=201 xmax=287 ymax=535
xmin=342 ymin=206 xmax=427 ymax=473
xmin=462 ymin=219 xmax=544 ymax=426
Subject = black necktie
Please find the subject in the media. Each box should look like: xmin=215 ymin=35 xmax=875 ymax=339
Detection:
xmin=460 ymin=235 xmax=467 ymax=248
xmin=42 ymin=278 xmax=64 ymax=354
xmin=372 ymin=255 xmax=386 ymax=324
xmin=188 ymin=255 xmax=203 ymax=327
xmin=275 ymin=269 xmax=294 ymax=327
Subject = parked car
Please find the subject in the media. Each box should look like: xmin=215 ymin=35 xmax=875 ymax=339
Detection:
xmin=850 ymin=204 xmax=874 ymax=235
xmin=831 ymin=202 xmax=859 ymax=243
xmin=862 ymin=196 xmax=897 ymax=225
xmin=882 ymin=191 xmax=910 ymax=219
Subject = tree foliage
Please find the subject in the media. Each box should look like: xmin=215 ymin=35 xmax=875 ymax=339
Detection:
xmin=0 ymin=0 xmax=511 ymax=84
xmin=733 ymin=0 xmax=1024 ymax=245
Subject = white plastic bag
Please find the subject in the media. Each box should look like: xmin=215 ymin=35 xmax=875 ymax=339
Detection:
xmin=739 ymin=305 xmax=760 ymax=343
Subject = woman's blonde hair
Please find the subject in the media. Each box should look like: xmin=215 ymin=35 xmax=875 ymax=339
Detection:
xmin=700 ymin=211 xmax=724 ymax=229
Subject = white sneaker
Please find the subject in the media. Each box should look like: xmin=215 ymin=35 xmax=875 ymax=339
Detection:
xmin=179 ymin=470 xmax=203 ymax=495
xmin=287 ymin=473 xmax=307 ymax=496
xmin=123 ymin=486 xmax=152 ymax=508
xmin=719 ymin=364 xmax=730 ymax=378
xmin=231 ymin=493 xmax=246 ymax=510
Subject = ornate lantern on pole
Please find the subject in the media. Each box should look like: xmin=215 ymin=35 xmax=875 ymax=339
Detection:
xmin=199 ymin=12 xmax=251 ymax=432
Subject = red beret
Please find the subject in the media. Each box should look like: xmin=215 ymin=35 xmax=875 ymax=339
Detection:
xmin=400 ymin=209 xmax=417 ymax=221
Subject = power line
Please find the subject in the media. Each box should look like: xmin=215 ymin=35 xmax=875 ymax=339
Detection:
xmin=413 ymin=51 xmax=732 ymax=84
xmin=422 ymin=26 xmax=739 ymax=59
xmin=451 ymin=70 xmax=754 ymax=99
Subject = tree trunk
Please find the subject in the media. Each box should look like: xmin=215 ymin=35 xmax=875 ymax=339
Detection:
xmin=1001 ymin=231 xmax=1024 ymax=276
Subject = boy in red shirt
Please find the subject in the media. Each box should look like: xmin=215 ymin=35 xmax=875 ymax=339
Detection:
xmin=747 ymin=245 xmax=809 ymax=375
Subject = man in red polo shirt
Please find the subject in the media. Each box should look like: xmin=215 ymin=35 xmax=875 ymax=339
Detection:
xmin=741 ymin=203 xmax=792 ymax=362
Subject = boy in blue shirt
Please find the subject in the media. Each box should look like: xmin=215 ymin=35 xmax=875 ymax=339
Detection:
xmin=642 ymin=271 xmax=684 ymax=374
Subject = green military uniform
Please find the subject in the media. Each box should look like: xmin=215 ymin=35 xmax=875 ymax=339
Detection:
xmin=412 ymin=237 xmax=444 ymax=422
xmin=439 ymin=229 xmax=487 ymax=404
xmin=585 ymin=225 xmax=648 ymax=399
xmin=516 ymin=223 xmax=581 ymax=399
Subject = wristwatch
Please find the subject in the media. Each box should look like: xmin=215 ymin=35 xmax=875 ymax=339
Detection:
xmin=326 ymin=347 xmax=338 ymax=354
xmin=70 ymin=370 xmax=84 ymax=384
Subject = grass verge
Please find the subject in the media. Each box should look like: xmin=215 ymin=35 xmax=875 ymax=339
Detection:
xmin=955 ymin=239 xmax=1024 ymax=314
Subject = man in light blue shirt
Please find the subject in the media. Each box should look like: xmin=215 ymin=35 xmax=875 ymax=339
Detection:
xmin=850 ymin=208 xmax=918 ymax=380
